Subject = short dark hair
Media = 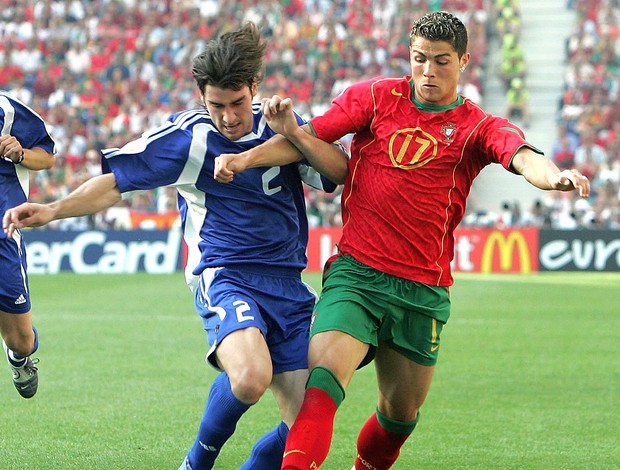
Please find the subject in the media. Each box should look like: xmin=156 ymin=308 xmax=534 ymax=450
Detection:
xmin=409 ymin=11 xmax=468 ymax=58
xmin=192 ymin=22 xmax=267 ymax=93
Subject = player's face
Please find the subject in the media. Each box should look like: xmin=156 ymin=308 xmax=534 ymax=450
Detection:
xmin=409 ymin=37 xmax=469 ymax=106
xmin=202 ymin=83 xmax=257 ymax=141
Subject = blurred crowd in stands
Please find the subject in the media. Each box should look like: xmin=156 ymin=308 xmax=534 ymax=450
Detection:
xmin=1 ymin=0 xmax=618 ymax=230
xmin=551 ymin=0 xmax=620 ymax=229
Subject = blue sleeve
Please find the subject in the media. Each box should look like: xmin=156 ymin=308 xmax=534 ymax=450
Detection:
xmin=0 ymin=93 xmax=55 ymax=153
xmin=101 ymin=118 xmax=193 ymax=193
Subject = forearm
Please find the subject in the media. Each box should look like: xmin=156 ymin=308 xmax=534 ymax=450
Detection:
xmin=285 ymin=125 xmax=348 ymax=184
xmin=242 ymin=125 xmax=348 ymax=184
xmin=49 ymin=173 xmax=122 ymax=220
xmin=20 ymin=147 xmax=55 ymax=170
xmin=240 ymin=134 xmax=304 ymax=169
xmin=511 ymin=147 xmax=590 ymax=196
xmin=512 ymin=149 xmax=561 ymax=190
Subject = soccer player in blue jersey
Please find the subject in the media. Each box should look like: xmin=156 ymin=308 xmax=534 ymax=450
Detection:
xmin=0 ymin=91 xmax=56 ymax=399
xmin=3 ymin=23 xmax=348 ymax=468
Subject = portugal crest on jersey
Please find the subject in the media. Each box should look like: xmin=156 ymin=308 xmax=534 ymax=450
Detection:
xmin=441 ymin=122 xmax=457 ymax=144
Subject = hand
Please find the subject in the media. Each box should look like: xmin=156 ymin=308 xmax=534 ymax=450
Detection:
xmin=214 ymin=153 xmax=247 ymax=183
xmin=3 ymin=203 xmax=54 ymax=238
xmin=0 ymin=135 xmax=24 ymax=163
xmin=552 ymin=169 xmax=591 ymax=198
xmin=261 ymin=95 xmax=300 ymax=137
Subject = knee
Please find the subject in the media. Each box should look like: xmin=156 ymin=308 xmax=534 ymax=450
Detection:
xmin=228 ymin=366 xmax=271 ymax=404
xmin=3 ymin=330 xmax=35 ymax=357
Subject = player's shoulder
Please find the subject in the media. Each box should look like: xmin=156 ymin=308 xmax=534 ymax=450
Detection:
xmin=460 ymin=97 xmax=525 ymax=136
xmin=328 ymin=76 xmax=396 ymax=108
xmin=341 ymin=76 xmax=410 ymax=102
xmin=456 ymin=96 xmax=490 ymax=118
xmin=0 ymin=90 xmax=39 ymax=118
xmin=350 ymin=75 xmax=406 ymax=91
xmin=168 ymin=108 xmax=211 ymax=128
xmin=170 ymin=107 xmax=209 ymax=120
xmin=0 ymin=89 xmax=16 ymax=103
xmin=461 ymin=97 xmax=508 ymax=123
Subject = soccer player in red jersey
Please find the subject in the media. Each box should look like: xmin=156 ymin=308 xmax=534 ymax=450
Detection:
xmin=214 ymin=11 xmax=591 ymax=470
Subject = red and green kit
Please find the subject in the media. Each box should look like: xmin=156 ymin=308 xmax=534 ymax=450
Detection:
xmin=310 ymin=75 xmax=541 ymax=286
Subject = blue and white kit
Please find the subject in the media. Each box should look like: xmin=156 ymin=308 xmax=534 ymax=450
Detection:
xmin=103 ymin=103 xmax=338 ymax=372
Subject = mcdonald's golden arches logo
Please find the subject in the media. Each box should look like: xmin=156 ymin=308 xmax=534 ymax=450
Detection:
xmin=480 ymin=230 xmax=533 ymax=273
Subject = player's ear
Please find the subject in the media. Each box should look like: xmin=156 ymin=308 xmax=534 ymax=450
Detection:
xmin=459 ymin=53 xmax=470 ymax=72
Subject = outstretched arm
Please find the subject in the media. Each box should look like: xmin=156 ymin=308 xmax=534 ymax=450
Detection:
xmin=3 ymin=173 xmax=122 ymax=237
xmin=511 ymin=147 xmax=590 ymax=198
xmin=214 ymin=96 xmax=348 ymax=184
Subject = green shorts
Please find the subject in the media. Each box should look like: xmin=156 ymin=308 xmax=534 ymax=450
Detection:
xmin=311 ymin=255 xmax=451 ymax=367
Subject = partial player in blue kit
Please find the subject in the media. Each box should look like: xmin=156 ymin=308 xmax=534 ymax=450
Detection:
xmin=0 ymin=91 xmax=56 ymax=399
xmin=2 ymin=22 xmax=348 ymax=468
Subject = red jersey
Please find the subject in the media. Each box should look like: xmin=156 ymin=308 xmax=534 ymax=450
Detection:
xmin=310 ymin=76 xmax=541 ymax=286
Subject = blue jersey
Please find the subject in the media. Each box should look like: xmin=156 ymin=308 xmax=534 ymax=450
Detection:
xmin=0 ymin=91 xmax=56 ymax=241
xmin=102 ymin=103 xmax=337 ymax=288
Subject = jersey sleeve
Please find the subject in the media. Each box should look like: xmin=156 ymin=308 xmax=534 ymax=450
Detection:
xmin=296 ymin=159 xmax=338 ymax=193
xmin=477 ymin=115 xmax=543 ymax=173
xmin=101 ymin=117 xmax=193 ymax=193
xmin=0 ymin=94 xmax=56 ymax=154
xmin=310 ymin=79 xmax=376 ymax=143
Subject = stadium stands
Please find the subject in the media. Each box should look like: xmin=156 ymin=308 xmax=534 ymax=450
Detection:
xmin=552 ymin=0 xmax=620 ymax=229
xmin=1 ymin=0 xmax=616 ymax=229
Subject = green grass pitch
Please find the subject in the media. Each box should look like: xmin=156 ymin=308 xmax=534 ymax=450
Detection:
xmin=0 ymin=272 xmax=618 ymax=469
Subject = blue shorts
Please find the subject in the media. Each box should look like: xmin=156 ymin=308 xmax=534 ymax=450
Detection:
xmin=195 ymin=264 xmax=316 ymax=374
xmin=0 ymin=231 xmax=31 ymax=314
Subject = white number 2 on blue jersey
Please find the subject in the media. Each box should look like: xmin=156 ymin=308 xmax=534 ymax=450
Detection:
xmin=262 ymin=167 xmax=282 ymax=195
